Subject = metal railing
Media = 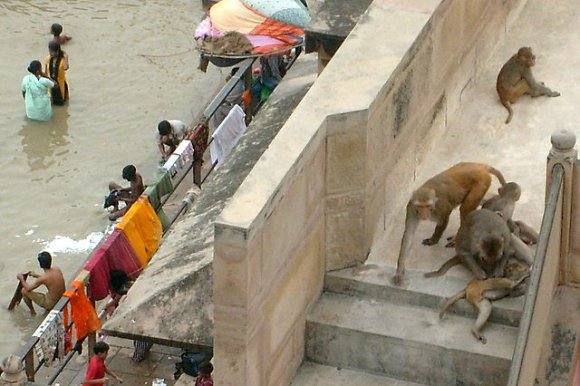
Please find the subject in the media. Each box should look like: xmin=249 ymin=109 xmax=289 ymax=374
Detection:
xmin=507 ymin=163 xmax=564 ymax=385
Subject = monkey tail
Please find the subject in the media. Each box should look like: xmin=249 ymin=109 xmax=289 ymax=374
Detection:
xmin=424 ymin=255 xmax=462 ymax=278
xmin=487 ymin=165 xmax=507 ymax=186
xmin=440 ymin=289 xmax=466 ymax=320
xmin=501 ymin=99 xmax=513 ymax=124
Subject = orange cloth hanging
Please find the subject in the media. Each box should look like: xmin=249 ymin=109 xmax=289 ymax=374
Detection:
xmin=63 ymin=280 xmax=100 ymax=341
xmin=115 ymin=196 xmax=162 ymax=267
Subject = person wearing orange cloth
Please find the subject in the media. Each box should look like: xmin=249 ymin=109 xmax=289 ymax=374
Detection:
xmin=44 ymin=41 xmax=69 ymax=105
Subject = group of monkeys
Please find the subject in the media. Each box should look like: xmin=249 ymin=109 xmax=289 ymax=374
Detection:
xmin=393 ymin=162 xmax=538 ymax=344
xmin=389 ymin=46 xmax=559 ymax=343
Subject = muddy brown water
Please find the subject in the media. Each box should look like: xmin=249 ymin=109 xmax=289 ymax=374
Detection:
xmin=0 ymin=0 xmax=223 ymax=357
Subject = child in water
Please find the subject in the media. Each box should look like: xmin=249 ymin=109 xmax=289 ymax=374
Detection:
xmin=50 ymin=23 xmax=72 ymax=45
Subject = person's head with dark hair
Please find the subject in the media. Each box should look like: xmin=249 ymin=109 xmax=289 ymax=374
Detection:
xmin=37 ymin=251 xmax=52 ymax=269
xmin=198 ymin=361 xmax=213 ymax=377
xmin=157 ymin=120 xmax=172 ymax=136
xmin=51 ymin=23 xmax=63 ymax=37
xmin=48 ymin=41 xmax=63 ymax=58
xmin=122 ymin=165 xmax=137 ymax=181
xmin=27 ymin=60 xmax=42 ymax=75
xmin=93 ymin=341 xmax=110 ymax=358
xmin=110 ymin=269 xmax=129 ymax=295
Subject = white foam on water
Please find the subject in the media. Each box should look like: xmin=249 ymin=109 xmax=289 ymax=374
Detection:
xmin=25 ymin=229 xmax=34 ymax=236
xmin=40 ymin=232 xmax=105 ymax=254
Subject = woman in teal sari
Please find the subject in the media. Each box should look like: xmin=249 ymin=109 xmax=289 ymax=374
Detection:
xmin=21 ymin=60 xmax=55 ymax=121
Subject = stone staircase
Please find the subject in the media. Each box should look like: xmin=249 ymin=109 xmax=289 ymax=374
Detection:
xmin=291 ymin=264 xmax=524 ymax=386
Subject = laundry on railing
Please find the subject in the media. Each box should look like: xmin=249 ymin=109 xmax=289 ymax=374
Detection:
xmin=115 ymin=196 xmax=162 ymax=267
xmin=144 ymin=172 xmax=173 ymax=211
xmin=84 ymin=230 xmax=142 ymax=301
xmin=210 ymin=104 xmax=247 ymax=168
xmin=32 ymin=309 xmax=64 ymax=367
xmin=162 ymin=140 xmax=194 ymax=186
xmin=63 ymin=280 xmax=100 ymax=342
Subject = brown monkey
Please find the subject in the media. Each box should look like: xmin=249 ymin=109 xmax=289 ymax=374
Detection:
xmin=481 ymin=181 xmax=538 ymax=246
xmin=394 ymin=163 xmax=506 ymax=285
xmin=439 ymin=271 xmax=529 ymax=344
xmin=496 ymin=46 xmax=560 ymax=124
xmin=425 ymin=209 xmax=513 ymax=281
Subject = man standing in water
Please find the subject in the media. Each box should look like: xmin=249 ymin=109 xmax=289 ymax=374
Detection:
xmin=16 ymin=252 xmax=65 ymax=316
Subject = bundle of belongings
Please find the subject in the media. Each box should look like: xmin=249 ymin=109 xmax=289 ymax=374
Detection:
xmin=195 ymin=0 xmax=310 ymax=56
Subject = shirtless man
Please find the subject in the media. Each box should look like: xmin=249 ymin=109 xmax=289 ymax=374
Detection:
xmin=50 ymin=23 xmax=72 ymax=45
xmin=107 ymin=164 xmax=145 ymax=221
xmin=17 ymin=252 xmax=65 ymax=316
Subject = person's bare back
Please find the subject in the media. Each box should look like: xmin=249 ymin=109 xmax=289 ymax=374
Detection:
xmin=17 ymin=252 xmax=65 ymax=315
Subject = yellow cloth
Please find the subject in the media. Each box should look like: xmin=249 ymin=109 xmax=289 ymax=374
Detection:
xmin=115 ymin=196 xmax=162 ymax=267
xmin=210 ymin=0 xmax=267 ymax=34
xmin=44 ymin=54 xmax=69 ymax=101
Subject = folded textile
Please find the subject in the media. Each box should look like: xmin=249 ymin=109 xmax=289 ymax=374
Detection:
xmin=210 ymin=104 xmax=247 ymax=168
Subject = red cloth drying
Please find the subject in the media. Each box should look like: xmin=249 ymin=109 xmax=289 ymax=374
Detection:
xmin=84 ymin=230 xmax=142 ymax=301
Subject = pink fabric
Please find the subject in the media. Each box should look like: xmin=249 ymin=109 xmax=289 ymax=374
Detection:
xmin=246 ymin=34 xmax=285 ymax=48
xmin=84 ymin=230 xmax=142 ymax=301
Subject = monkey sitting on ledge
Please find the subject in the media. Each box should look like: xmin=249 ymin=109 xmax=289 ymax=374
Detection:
xmin=496 ymin=46 xmax=560 ymax=124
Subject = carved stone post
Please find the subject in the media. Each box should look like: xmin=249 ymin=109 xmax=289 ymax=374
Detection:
xmin=547 ymin=130 xmax=577 ymax=284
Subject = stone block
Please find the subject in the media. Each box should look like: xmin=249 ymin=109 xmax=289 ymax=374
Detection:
xmin=326 ymin=122 xmax=367 ymax=195
xmin=325 ymin=205 xmax=366 ymax=271
xmin=266 ymin=221 xmax=324 ymax=352
xmin=305 ymin=144 xmax=326 ymax=217
xmin=214 ymin=242 xmax=249 ymax=308
xmin=267 ymin=330 xmax=296 ymax=386
xmin=262 ymin=172 xmax=307 ymax=284
xmin=365 ymin=182 xmax=386 ymax=250
xmin=431 ymin=0 xmax=463 ymax=82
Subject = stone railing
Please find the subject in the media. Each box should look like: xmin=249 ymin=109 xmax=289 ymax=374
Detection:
xmin=212 ymin=0 xmax=530 ymax=385
xmin=509 ymin=130 xmax=579 ymax=385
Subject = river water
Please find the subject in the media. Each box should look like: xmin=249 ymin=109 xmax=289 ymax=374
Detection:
xmin=0 ymin=0 xmax=222 ymax=357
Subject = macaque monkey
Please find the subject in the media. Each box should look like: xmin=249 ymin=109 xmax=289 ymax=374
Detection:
xmin=394 ymin=163 xmax=506 ymax=285
xmin=439 ymin=270 xmax=530 ymax=344
xmin=482 ymin=182 xmax=538 ymax=245
xmin=496 ymin=46 xmax=560 ymax=124
xmin=424 ymin=209 xmax=513 ymax=281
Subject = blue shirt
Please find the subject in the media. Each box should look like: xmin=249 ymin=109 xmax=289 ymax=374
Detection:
xmin=21 ymin=74 xmax=55 ymax=121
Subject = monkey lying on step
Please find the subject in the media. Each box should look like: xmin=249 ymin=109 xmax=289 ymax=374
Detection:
xmin=439 ymin=264 xmax=529 ymax=344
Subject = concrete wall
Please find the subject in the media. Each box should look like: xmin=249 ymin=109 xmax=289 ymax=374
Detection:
xmin=213 ymin=0 xmax=529 ymax=385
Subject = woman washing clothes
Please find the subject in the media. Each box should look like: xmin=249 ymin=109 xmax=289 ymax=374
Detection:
xmin=44 ymin=41 xmax=69 ymax=105
xmin=21 ymin=60 xmax=55 ymax=121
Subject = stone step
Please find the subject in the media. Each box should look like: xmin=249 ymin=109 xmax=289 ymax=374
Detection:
xmin=290 ymin=362 xmax=428 ymax=386
xmin=325 ymin=264 xmax=524 ymax=327
xmin=305 ymin=292 xmax=517 ymax=386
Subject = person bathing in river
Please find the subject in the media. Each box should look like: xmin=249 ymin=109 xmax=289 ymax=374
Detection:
xmin=50 ymin=23 xmax=72 ymax=45
xmin=107 ymin=165 xmax=145 ymax=221
xmin=157 ymin=119 xmax=188 ymax=161
xmin=44 ymin=41 xmax=69 ymax=105
xmin=16 ymin=252 xmax=65 ymax=316
xmin=21 ymin=60 xmax=55 ymax=121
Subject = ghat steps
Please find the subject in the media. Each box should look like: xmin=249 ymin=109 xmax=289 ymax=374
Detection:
xmin=292 ymin=264 xmax=524 ymax=385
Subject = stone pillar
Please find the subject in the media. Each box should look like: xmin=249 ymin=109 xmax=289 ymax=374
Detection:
xmin=547 ymin=129 xmax=577 ymax=285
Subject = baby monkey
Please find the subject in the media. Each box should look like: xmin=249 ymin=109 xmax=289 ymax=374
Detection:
xmin=439 ymin=266 xmax=529 ymax=344
xmin=496 ymin=46 xmax=560 ymax=124
xmin=482 ymin=181 xmax=538 ymax=245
